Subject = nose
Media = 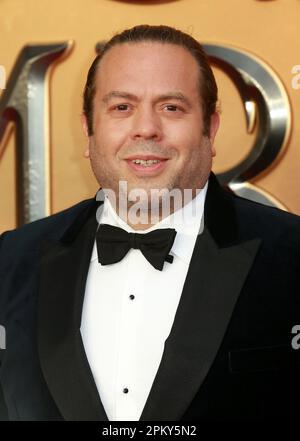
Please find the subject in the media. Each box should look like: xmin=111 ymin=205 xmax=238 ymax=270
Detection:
xmin=130 ymin=105 xmax=162 ymax=141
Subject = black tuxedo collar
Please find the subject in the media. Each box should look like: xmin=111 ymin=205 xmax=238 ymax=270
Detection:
xmin=37 ymin=171 xmax=261 ymax=420
xmin=204 ymin=172 xmax=239 ymax=247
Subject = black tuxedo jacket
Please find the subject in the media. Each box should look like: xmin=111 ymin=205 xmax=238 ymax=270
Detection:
xmin=0 ymin=172 xmax=300 ymax=421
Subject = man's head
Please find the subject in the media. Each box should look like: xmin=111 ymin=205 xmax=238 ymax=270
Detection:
xmin=81 ymin=25 xmax=220 ymax=226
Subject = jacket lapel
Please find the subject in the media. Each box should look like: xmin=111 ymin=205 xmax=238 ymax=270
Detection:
xmin=139 ymin=173 xmax=261 ymax=420
xmin=37 ymin=197 xmax=109 ymax=421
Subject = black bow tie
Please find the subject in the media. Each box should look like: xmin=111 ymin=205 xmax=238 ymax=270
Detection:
xmin=96 ymin=223 xmax=177 ymax=271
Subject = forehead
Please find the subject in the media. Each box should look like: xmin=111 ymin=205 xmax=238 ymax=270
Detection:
xmin=94 ymin=42 xmax=200 ymax=97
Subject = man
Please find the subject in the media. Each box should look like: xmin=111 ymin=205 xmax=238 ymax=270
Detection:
xmin=0 ymin=24 xmax=300 ymax=421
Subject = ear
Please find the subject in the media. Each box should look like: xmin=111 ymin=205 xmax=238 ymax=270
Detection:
xmin=81 ymin=113 xmax=89 ymax=137
xmin=81 ymin=114 xmax=90 ymax=158
xmin=209 ymin=112 xmax=220 ymax=157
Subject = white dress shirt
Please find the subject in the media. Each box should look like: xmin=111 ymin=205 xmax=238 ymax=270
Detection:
xmin=80 ymin=181 xmax=208 ymax=421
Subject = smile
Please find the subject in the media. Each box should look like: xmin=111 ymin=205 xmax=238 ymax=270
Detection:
xmin=125 ymin=158 xmax=169 ymax=176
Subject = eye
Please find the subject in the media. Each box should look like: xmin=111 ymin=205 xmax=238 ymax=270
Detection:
xmin=114 ymin=104 xmax=130 ymax=111
xmin=164 ymin=104 xmax=183 ymax=112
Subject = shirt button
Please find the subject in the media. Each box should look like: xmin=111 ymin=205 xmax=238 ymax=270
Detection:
xmin=129 ymin=295 xmax=135 ymax=300
xmin=123 ymin=388 xmax=129 ymax=394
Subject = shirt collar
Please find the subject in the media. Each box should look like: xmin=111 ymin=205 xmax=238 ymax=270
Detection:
xmin=91 ymin=180 xmax=208 ymax=264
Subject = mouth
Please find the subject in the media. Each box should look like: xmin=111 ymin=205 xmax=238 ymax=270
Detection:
xmin=124 ymin=155 xmax=170 ymax=176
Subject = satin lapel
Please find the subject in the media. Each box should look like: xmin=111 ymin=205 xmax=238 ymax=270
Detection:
xmin=139 ymin=172 xmax=262 ymax=421
xmin=37 ymin=200 xmax=109 ymax=421
xmin=140 ymin=228 xmax=261 ymax=420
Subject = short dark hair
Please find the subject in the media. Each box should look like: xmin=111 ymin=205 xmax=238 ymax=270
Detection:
xmin=82 ymin=24 xmax=218 ymax=137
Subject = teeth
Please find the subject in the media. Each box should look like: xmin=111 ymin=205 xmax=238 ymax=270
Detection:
xmin=132 ymin=159 xmax=161 ymax=165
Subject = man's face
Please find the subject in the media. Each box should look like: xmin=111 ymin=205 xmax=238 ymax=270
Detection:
xmin=82 ymin=42 xmax=219 ymax=210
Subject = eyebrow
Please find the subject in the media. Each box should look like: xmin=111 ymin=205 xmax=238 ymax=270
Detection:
xmin=102 ymin=90 xmax=192 ymax=107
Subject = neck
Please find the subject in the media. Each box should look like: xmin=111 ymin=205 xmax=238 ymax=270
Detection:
xmin=107 ymin=187 xmax=202 ymax=231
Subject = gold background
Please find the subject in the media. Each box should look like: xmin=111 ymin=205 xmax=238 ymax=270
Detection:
xmin=0 ymin=0 xmax=299 ymax=233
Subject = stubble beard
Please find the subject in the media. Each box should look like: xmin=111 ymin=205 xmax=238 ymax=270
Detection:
xmin=89 ymin=137 xmax=212 ymax=226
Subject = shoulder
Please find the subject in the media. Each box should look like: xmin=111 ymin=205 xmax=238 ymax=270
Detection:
xmin=229 ymin=191 xmax=300 ymax=252
xmin=0 ymin=197 xmax=95 ymax=258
